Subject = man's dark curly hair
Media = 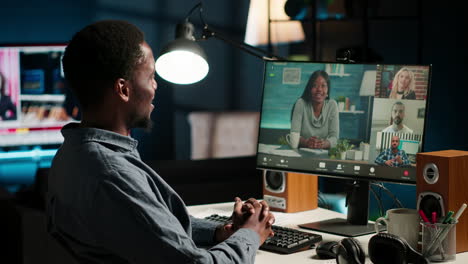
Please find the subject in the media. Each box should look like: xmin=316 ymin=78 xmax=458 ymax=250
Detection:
xmin=62 ymin=20 xmax=145 ymax=110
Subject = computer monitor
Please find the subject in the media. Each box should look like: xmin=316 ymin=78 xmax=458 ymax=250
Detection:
xmin=256 ymin=61 xmax=431 ymax=236
xmin=0 ymin=43 xmax=74 ymax=150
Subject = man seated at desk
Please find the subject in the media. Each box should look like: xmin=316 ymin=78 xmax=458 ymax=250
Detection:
xmin=375 ymin=135 xmax=410 ymax=167
xmin=46 ymin=20 xmax=275 ymax=264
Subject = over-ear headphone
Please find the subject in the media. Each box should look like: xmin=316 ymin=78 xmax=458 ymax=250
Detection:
xmin=336 ymin=237 xmax=365 ymax=264
xmin=316 ymin=237 xmax=365 ymax=264
xmin=316 ymin=233 xmax=430 ymax=264
xmin=368 ymin=233 xmax=429 ymax=264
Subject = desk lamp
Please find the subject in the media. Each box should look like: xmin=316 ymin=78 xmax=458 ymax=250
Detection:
xmin=155 ymin=1 xmax=284 ymax=85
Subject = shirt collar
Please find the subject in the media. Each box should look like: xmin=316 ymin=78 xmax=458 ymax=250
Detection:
xmin=61 ymin=122 xmax=139 ymax=152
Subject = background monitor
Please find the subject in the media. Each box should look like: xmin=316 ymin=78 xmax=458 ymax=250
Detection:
xmin=0 ymin=43 xmax=74 ymax=150
xmin=256 ymin=61 xmax=431 ymax=236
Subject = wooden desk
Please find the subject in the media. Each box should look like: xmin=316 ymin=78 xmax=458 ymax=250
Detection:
xmin=188 ymin=202 xmax=468 ymax=263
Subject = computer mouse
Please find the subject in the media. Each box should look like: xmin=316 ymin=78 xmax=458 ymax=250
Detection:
xmin=316 ymin=241 xmax=339 ymax=259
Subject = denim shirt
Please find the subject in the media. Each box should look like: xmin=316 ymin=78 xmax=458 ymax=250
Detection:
xmin=46 ymin=123 xmax=260 ymax=264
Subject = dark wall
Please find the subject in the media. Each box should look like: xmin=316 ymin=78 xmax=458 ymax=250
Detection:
xmin=0 ymin=0 xmax=466 ymax=160
xmin=420 ymin=3 xmax=468 ymax=151
xmin=0 ymin=0 xmax=262 ymax=161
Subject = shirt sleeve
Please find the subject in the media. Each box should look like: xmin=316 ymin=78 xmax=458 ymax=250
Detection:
xmin=375 ymin=150 xmax=387 ymax=165
xmin=290 ymin=99 xmax=304 ymax=134
xmin=90 ymin=174 xmax=260 ymax=264
xmin=326 ymin=100 xmax=339 ymax=148
xmin=400 ymin=151 xmax=411 ymax=166
xmin=190 ymin=216 xmax=218 ymax=246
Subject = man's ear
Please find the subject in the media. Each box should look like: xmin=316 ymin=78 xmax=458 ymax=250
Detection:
xmin=114 ymin=78 xmax=130 ymax=102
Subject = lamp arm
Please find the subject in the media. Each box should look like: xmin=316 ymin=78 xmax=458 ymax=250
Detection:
xmin=201 ymin=25 xmax=284 ymax=61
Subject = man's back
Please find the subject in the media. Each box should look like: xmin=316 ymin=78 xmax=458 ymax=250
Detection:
xmin=47 ymin=123 xmax=261 ymax=263
xmin=47 ymin=123 xmax=192 ymax=263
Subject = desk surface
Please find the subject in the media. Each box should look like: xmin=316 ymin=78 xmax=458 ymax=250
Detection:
xmin=188 ymin=202 xmax=468 ymax=264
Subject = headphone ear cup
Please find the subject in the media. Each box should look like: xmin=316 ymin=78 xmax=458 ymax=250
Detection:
xmin=368 ymin=233 xmax=429 ymax=264
xmin=338 ymin=237 xmax=365 ymax=264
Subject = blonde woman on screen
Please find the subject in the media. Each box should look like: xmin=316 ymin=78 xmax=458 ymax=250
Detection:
xmin=388 ymin=67 xmax=416 ymax=99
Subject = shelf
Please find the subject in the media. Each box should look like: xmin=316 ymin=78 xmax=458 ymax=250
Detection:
xmin=20 ymin=94 xmax=65 ymax=102
xmin=329 ymin=73 xmax=351 ymax=77
xmin=339 ymin=110 xmax=364 ymax=114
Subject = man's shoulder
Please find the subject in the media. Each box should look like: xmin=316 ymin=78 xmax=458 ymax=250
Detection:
xmin=402 ymin=125 xmax=414 ymax=133
xmin=382 ymin=126 xmax=393 ymax=133
xmin=53 ymin=140 xmax=137 ymax=176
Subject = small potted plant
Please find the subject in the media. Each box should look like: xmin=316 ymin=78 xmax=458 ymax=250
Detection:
xmin=330 ymin=139 xmax=354 ymax=160
xmin=336 ymin=96 xmax=346 ymax=111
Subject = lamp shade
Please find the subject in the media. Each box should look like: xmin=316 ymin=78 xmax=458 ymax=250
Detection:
xmin=155 ymin=38 xmax=209 ymax=85
xmin=359 ymin=70 xmax=377 ymax=96
xmin=245 ymin=0 xmax=305 ymax=46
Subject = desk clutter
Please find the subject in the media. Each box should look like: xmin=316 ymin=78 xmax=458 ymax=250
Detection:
xmin=204 ymin=214 xmax=322 ymax=254
xmin=419 ymin=203 xmax=467 ymax=261
xmin=316 ymin=234 xmax=429 ymax=264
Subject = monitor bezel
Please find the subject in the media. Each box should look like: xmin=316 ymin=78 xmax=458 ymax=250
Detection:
xmin=255 ymin=60 xmax=433 ymax=185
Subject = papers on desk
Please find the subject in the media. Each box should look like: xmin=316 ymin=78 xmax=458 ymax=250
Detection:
xmin=258 ymin=144 xmax=302 ymax=157
xmin=298 ymin=148 xmax=328 ymax=155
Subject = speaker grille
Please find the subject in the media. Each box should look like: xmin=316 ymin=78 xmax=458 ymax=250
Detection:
xmin=264 ymin=171 xmax=285 ymax=193
xmin=417 ymin=192 xmax=445 ymax=218
xmin=423 ymin=163 xmax=439 ymax=184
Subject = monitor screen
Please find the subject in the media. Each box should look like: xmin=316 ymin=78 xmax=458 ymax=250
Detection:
xmin=256 ymin=61 xmax=431 ymax=184
xmin=0 ymin=44 xmax=74 ymax=149
xmin=256 ymin=61 xmax=431 ymax=236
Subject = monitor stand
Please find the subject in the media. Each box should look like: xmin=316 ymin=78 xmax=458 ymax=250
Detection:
xmin=299 ymin=180 xmax=386 ymax=237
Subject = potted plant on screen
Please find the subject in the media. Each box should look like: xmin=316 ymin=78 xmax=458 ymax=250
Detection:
xmin=330 ymin=139 xmax=354 ymax=160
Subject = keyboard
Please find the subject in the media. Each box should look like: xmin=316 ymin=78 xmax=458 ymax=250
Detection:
xmin=204 ymin=214 xmax=322 ymax=254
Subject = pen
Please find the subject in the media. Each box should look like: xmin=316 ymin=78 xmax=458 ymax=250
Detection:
xmin=443 ymin=211 xmax=454 ymax=224
xmin=424 ymin=203 xmax=468 ymax=257
xmin=431 ymin=212 xmax=437 ymax=224
xmin=451 ymin=203 xmax=467 ymax=223
xmin=419 ymin=209 xmax=430 ymax=223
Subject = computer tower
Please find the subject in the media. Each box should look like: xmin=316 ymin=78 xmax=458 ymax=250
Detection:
xmin=416 ymin=150 xmax=468 ymax=253
xmin=263 ymin=170 xmax=318 ymax=213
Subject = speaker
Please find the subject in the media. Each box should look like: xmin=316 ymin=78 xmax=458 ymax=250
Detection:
xmin=263 ymin=170 xmax=318 ymax=213
xmin=416 ymin=150 xmax=468 ymax=253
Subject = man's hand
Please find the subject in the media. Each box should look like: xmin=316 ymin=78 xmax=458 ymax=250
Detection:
xmin=215 ymin=198 xmax=275 ymax=243
xmin=385 ymin=159 xmax=394 ymax=167
xmin=239 ymin=198 xmax=275 ymax=245
xmin=395 ymin=155 xmax=403 ymax=164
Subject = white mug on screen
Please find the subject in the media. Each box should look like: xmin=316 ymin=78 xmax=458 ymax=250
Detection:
xmin=286 ymin=132 xmax=300 ymax=149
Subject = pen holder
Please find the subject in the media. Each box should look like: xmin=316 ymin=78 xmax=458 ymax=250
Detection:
xmin=421 ymin=221 xmax=457 ymax=262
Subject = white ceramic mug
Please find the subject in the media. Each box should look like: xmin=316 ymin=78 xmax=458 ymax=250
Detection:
xmin=374 ymin=208 xmax=420 ymax=249
xmin=286 ymin=132 xmax=300 ymax=149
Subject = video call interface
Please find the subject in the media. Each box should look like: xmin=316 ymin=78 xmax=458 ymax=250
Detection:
xmin=256 ymin=61 xmax=431 ymax=183
xmin=0 ymin=44 xmax=73 ymax=149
